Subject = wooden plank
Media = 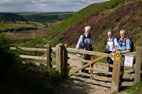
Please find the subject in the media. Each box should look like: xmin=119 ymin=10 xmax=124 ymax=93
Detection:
xmin=85 ymin=68 xmax=112 ymax=75
xmin=95 ymin=62 xmax=113 ymax=67
xmin=56 ymin=44 xmax=63 ymax=75
xmin=47 ymin=44 xmax=52 ymax=70
xmin=69 ymin=56 xmax=113 ymax=67
xmin=64 ymin=44 xmax=68 ymax=48
xmin=56 ymin=43 xmax=68 ymax=78
xmin=19 ymin=55 xmax=47 ymax=60
xmin=10 ymin=47 xmax=47 ymax=52
xmin=51 ymin=47 xmax=56 ymax=52
xmin=69 ymin=56 xmax=90 ymax=63
xmin=90 ymin=56 xmax=94 ymax=79
xmin=122 ymin=52 xmax=136 ymax=56
xmin=78 ymin=72 xmax=112 ymax=81
xmin=111 ymin=51 xmax=121 ymax=92
xmin=67 ymin=48 xmax=113 ymax=57
xmin=52 ymin=65 xmax=56 ymax=68
xmin=69 ymin=56 xmax=105 ymax=76
xmin=135 ymin=46 xmax=142 ymax=83
xmin=63 ymin=45 xmax=68 ymax=78
xmin=69 ymin=64 xmax=80 ymax=68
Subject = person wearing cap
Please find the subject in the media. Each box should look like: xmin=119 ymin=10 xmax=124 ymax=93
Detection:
xmin=76 ymin=26 xmax=92 ymax=73
xmin=117 ymin=30 xmax=131 ymax=53
xmin=106 ymin=30 xmax=118 ymax=73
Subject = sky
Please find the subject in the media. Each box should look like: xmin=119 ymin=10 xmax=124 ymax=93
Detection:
xmin=0 ymin=0 xmax=109 ymax=12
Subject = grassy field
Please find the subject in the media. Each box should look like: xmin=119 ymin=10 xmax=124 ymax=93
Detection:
xmin=0 ymin=12 xmax=72 ymax=46
xmin=0 ymin=12 xmax=73 ymax=33
xmin=125 ymin=82 xmax=142 ymax=94
xmin=6 ymin=21 xmax=60 ymax=47
xmin=19 ymin=12 xmax=73 ymax=25
xmin=0 ymin=21 xmax=46 ymax=32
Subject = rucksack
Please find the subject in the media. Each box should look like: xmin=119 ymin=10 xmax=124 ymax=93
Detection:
xmin=81 ymin=33 xmax=92 ymax=51
xmin=82 ymin=33 xmax=92 ymax=44
xmin=124 ymin=37 xmax=134 ymax=52
xmin=107 ymin=36 xmax=118 ymax=47
xmin=119 ymin=37 xmax=134 ymax=52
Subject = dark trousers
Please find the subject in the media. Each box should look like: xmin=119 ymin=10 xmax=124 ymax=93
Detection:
xmin=81 ymin=54 xmax=91 ymax=73
xmin=107 ymin=57 xmax=113 ymax=72
xmin=81 ymin=47 xmax=92 ymax=73
xmin=106 ymin=51 xmax=113 ymax=72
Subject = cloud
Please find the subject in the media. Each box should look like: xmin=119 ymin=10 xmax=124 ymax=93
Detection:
xmin=0 ymin=0 xmax=109 ymax=12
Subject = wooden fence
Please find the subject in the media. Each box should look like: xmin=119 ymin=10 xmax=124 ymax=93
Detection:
xmin=10 ymin=44 xmax=142 ymax=92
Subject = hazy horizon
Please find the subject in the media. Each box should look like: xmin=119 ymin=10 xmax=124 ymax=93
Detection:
xmin=0 ymin=11 xmax=76 ymax=13
xmin=0 ymin=0 xmax=109 ymax=12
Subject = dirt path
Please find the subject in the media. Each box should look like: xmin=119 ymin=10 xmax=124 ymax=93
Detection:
xmin=58 ymin=54 xmax=134 ymax=94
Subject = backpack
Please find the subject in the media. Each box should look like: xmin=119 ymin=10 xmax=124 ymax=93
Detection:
xmin=81 ymin=33 xmax=92 ymax=51
xmin=124 ymin=37 xmax=134 ymax=52
xmin=107 ymin=36 xmax=118 ymax=47
xmin=82 ymin=33 xmax=92 ymax=44
xmin=119 ymin=37 xmax=134 ymax=52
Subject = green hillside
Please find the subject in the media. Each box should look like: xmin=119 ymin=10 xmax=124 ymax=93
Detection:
xmin=0 ymin=13 xmax=27 ymax=24
xmin=0 ymin=21 xmax=46 ymax=32
xmin=0 ymin=13 xmax=45 ymax=32
xmin=0 ymin=13 xmax=72 ymax=32
xmin=44 ymin=0 xmax=126 ymax=46
xmin=20 ymin=12 xmax=73 ymax=24
xmin=32 ymin=0 xmax=141 ymax=52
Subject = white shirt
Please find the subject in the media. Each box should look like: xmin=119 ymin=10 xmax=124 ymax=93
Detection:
xmin=107 ymin=37 xmax=118 ymax=51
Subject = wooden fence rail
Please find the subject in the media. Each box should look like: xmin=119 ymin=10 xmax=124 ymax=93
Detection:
xmin=10 ymin=47 xmax=47 ymax=52
xmin=67 ymin=48 xmax=113 ymax=57
xmin=10 ymin=45 xmax=52 ymax=71
xmin=19 ymin=55 xmax=47 ymax=61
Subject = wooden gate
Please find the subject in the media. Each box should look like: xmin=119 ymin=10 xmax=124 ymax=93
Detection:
xmin=11 ymin=43 xmax=142 ymax=92
xmin=66 ymin=47 xmax=122 ymax=91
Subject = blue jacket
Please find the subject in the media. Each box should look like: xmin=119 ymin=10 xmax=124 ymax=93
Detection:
xmin=118 ymin=37 xmax=131 ymax=51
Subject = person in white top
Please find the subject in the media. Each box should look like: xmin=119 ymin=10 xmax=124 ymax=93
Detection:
xmin=106 ymin=31 xmax=118 ymax=53
xmin=106 ymin=30 xmax=118 ymax=73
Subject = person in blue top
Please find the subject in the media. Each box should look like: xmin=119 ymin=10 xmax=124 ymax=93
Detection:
xmin=76 ymin=26 xmax=92 ymax=73
xmin=117 ymin=30 xmax=132 ymax=80
xmin=117 ymin=29 xmax=131 ymax=53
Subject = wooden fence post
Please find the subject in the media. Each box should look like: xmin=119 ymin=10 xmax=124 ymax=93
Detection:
xmin=56 ymin=43 xmax=68 ymax=78
xmin=63 ymin=44 xmax=68 ymax=78
xmin=90 ymin=55 xmax=94 ymax=79
xmin=111 ymin=51 xmax=121 ymax=92
xmin=135 ymin=46 xmax=142 ymax=83
xmin=47 ymin=44 xmax=52 ymax=70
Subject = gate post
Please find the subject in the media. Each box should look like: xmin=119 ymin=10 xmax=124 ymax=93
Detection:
xmin=135 ymin=46 xmax=142 ymax=83
xmin=111 ymin=51 xmax=122 ymax=92
xmin=56 ymin=43 xmax=68 ymax=78
xmin=47 ymin=43 xmax=52 ymax=70
xmin=63 ymin=44 xmax=68 ymax=78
